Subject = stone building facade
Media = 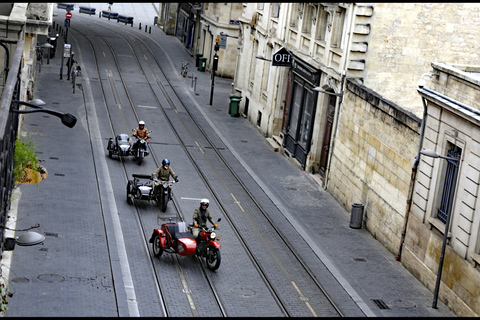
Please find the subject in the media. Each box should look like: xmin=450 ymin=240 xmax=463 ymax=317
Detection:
xmin=402 ymin=63 xmax=480 ymax=316
xmin=0 ymin=3 xmax=52 ymax=108
xmin=161 ymin=2 xmax=480 ymax=315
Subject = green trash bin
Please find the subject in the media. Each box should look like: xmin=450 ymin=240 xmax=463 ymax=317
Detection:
xmin=198 ymin=57 xmax=207 ymax=72
xmin=229 ymin=95 xmax=242 ymax=117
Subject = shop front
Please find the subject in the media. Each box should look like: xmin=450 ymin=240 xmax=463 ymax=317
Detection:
xmin=283 ymin=58 xmax=320 ymax=170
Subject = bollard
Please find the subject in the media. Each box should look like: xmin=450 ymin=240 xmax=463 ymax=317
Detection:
xmin=194 ymin=77 xmax=197 ymax=93
xmin=149 ymin=26 xmax=151 ymax=34
xmin=145 ymin=25 xmax=147 ymax=32
xmin=139 ymin=23 xmax=141 ymax=30
xmin=191 ymin=73 xmax=195 ymax=87
xmin=99 ymin=12 xmax=101 ymax=18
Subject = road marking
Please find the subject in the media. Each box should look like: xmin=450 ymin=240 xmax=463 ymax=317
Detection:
xmin=292 ymin=281 xmax=317 ymax=317
xmin=195 ymin=141 xmax=204 ymax=154
xmin=230 ymin=193 xmax=245 ymax=212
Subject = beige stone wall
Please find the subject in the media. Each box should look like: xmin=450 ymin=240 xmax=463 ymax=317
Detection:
xmin=328 ymin=80 xmax=421 ymax=254
xmin=364 ymin=3 xmax=480 ymax=118
xmin=403 ymin=63 xmax=480 ymax=315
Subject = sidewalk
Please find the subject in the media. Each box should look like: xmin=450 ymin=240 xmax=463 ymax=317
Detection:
xmin=4 ymin=3 xmax=456 ymax=317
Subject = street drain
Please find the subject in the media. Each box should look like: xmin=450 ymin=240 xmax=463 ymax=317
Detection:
xmin=44 ymin=232 xmax=58 ymax=237
xmin=38 ymin=274 xmax=65 ymax=283
xmin=49 ymin=157 xmax=59 ymax=160
xmin=391 ymin=299 xmax=416 ymax=309
xmin=231 ymin=287 xmax=256 ymax=298
xmin=372 ymin=299 xmax=389 ymax=309
xmin=101 ymin=278 xmax=113 ymax=287
xmin=353 ymin=257 xmax=367 ymax=262
xmin=11 ymin=277 xmax=29 ymax=283
xmin=54 ymin=173 xmax=65 ymax=176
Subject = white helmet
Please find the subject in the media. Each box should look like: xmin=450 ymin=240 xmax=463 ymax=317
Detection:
xmin=139 ymin=121 xmax=145 ymax=126
xmin=200 ymin=198 xmax=209 ymax=207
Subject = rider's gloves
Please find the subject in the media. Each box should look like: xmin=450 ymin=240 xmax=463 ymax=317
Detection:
xmin=213 ymin=223 xmax=218 ymax=228
xmin=175 ymin=176 xmax=179 ymax=182
xmin=194 ymin=223 xmax=198 ymax=228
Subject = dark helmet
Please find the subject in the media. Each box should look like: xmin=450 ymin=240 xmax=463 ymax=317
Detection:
xmin=162 ymin=159 xmax=170 ymax=166
xmin=200 ymin=198 xmax=209 ymax=207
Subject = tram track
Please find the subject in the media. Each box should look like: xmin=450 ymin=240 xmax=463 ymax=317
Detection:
xmin=67 ymin=14 xmax=345 ymax=317
xmin=71 ymin=26 xmax=226 ymax=317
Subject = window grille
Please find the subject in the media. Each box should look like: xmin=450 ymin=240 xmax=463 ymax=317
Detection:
xmin=437 ymin=148 xmax=461 ymax=223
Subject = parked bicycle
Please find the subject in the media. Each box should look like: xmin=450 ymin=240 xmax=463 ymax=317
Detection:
xmin=181 ymin=61 xmax=189 ymax=78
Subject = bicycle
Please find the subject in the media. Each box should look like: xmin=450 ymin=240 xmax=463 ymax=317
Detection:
xmin=181 ymin=61 xmax=189 ymax=78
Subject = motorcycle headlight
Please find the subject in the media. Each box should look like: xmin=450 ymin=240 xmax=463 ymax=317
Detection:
xmin=210 ymin=232 xmax=216 ymax=240
xmin=178 ymin=243 xmax=184 ymax=253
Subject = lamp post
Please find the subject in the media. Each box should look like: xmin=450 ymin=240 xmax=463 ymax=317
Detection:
xmin=255 ymin=55 xmax=271 ymax=62
xmin=11 ymin=99 xmax=77 ymax=128
xmin=420 ymin=149 xmax=460 ymax=309
xmin=219 ymin=31 xmax=238 ymax=39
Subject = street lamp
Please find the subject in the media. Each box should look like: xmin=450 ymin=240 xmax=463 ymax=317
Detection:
xmin=43 ymin=43 xmax=54 ymax=65
xmin=313 ymin=87 xmax=343 ymax=97
xmin=420 ymin=148 xmax=460 ymax=309
xmin=255 ymin=55 xmax=271 ymax=62
xmin=11 ymin=99 xmax=77 ymax=128
xmin=219 ymin=31 xmax=238 ymax=39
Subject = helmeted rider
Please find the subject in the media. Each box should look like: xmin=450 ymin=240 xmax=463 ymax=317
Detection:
xmin=153 ymin=159 xmax=178 ymax=196
xmin=132 ymin=120 xmax=148 ymax=151
xmin=192 ymin=198 xmax=217 ymax=239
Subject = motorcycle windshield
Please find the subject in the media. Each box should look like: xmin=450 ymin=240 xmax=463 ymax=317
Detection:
xmin=177 ymin=222 xmax=188 ymax=233
xmin=117 ymin=134 xmax=130 ymax=141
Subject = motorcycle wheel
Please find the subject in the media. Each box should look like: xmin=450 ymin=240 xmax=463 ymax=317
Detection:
xmin=161 ymin=193 xmax=168 ymax=212
xmin=136 ymin=151 xmax=143 ymax=165
xmin=152 ymin=234 xmax=163 ymax=258
xmin=126 ymin=181 xmax=133 ymax=204
xmin=206 ymin=247 xmax=221 ymax=271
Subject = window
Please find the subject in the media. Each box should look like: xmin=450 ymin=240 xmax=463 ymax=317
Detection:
xmin=249 ymin=40 xmax=258 ymax=88
xmin=257 ymin=3 xmax=264 ymax=11
xmin=302 ymin=4 xmax=314 ymax=34
xmin=271 ymin=3 xmax=280 ymax=19
xmin=315 ymin=6 xmax=329 ymax=41
xmin=257 ymin=111 xmax=262 ymax=127
xmin=437 ymin=146 xmax=461 ymax=224
xmin=261 ymin=46 xmax=272 ymax=92
xmin=290 ymin=3 xmax=299 ymax=28
xmin=331 ymin=7 xmax=346 ymax=49
xmin=298 ymin=89 xmax=314 ymax=148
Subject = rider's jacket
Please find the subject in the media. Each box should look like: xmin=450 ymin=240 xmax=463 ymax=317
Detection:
xmin=134 ymin=127 xmax=148 ymax=139
xmin=193 ymin=207 xmax=214 ymax=228
xmin=153 ymin=166 xmax=176 ymax=181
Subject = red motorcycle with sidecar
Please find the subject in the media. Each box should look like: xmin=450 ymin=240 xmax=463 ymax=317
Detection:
xmin=149 ymin=218 xmax=222 ymax=271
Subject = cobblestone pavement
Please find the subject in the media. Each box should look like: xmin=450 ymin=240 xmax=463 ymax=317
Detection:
xmin=2 ymin=3 xmax=456 ymax=317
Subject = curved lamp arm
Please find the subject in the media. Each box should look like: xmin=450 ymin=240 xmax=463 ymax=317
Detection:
xmin=11 ymin=100 xmax=77 ymax=128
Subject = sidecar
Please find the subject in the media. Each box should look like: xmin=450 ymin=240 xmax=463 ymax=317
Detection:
xmin=126 ymin=174 xmax=155 ymax=204
xmin=107 ymin=133 xmax=132 ymax=159
xmin=149 ymin=221 xmax=197 ymax=257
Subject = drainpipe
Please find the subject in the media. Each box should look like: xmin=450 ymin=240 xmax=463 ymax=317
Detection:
xmin=323 ymin=3 xmax=356 ymax=189
xmin=396 ymin=93 xmax=428 ymax=261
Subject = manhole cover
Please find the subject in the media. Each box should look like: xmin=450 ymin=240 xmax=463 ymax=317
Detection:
xmin=231 ymin=287 xmax=256 ymax=297
xmin=11 ymin=277 xmax=29 ymax=283
xmin=38 ymin=274 xmax=65 ymax=282
xmin=391 ymin=299 xmax=416 ymax=309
